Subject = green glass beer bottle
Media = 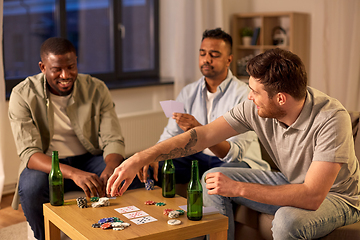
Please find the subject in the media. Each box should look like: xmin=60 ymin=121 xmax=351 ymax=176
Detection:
xmin=187 ymin=160 xmax=203 ymax=220
xmin=162 ymin=159 xmax=175 ymax=198
xmin=49 ymin=151 xmax=64 ymax=206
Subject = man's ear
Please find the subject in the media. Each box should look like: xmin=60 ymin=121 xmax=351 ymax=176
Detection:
xmin=39 ymin=61 xmax=45 ymax=73
xmin=227 ymin=54 xmax=233 ymax=66
xmin=277 ymin=92 xmax=287 ymax=106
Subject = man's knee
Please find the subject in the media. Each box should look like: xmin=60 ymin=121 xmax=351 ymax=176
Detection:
xmin=272 ymin=207 xmax=309 ymax=239
xmin=19 ymin=168 xmax=49 ymax=199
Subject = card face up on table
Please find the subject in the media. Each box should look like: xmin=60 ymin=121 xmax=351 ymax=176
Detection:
xmin=160 ymin=100 xmax=184 ymax=118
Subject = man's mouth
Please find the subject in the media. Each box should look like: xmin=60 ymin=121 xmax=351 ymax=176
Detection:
xmin=202 ymin=65 xmax=212 ymax=70
xmin=58 ymin=81 xmax=72 ymax=88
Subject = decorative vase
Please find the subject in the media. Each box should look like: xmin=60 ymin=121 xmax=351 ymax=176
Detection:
xmin=242 ymin=36 xmax=252 ymax=46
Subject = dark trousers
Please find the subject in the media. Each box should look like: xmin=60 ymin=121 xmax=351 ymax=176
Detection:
xmin=157 ymin=152 xmax=250 ymax=185
xmin=19 ymin=153 xmax=142 ymax=240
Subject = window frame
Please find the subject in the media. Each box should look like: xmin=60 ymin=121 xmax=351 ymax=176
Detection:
xmin=4 ymin=0 xmax=160 ymax=97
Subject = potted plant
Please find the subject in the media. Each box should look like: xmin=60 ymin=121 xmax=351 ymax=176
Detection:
xmin=240 ymin=27 xmax=253 ymax=46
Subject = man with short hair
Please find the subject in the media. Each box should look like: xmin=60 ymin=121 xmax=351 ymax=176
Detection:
xmin=8 ymin=37 xmax=132 ymax=240
xmin=107 ymin=48 xmax=360 ymax=240
xmin=138 ymin=28 xmax=269 ymax=184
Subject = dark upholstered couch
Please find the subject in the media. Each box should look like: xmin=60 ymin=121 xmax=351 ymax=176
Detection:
xmin=176 ymin=111 xmax=360 ymax=240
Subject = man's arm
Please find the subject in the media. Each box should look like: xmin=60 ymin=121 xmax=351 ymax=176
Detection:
xmin=107 ymin=116 xmax=239 ymax=196
xmin=28 ymin=152 xmax=107 ymax=197
xmin=205 ymin=160 xmax=342 ymax=210
xmin=172 ymin=113 xmax=230 ymax=158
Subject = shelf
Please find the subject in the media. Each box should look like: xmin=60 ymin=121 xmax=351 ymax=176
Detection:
xmin=231 ymin=12 xmax=309 ymax=80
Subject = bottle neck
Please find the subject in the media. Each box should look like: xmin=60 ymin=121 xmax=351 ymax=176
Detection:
xmin=190 ymin=161 xmax=199 ymax=181
xmin=52 ymin=151 xmax=60 ymax=170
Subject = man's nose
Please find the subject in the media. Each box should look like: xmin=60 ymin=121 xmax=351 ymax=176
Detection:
xmin=60 ymin=69 xmax=70 ymax=79
xmin=203 ymin=54 xmax=212 ymax=64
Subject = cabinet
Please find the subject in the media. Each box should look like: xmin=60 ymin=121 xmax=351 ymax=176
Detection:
xmin=231 ymin=12 xmax=309 ymax=81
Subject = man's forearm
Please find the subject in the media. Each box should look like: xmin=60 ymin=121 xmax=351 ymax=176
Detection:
xmin=153 ymin=128 xmax=199 ymax=162
xmin=236 ymin=181 xmax=324 ymax=211
xmin=208 ymin=141 xmax=231 ymax=158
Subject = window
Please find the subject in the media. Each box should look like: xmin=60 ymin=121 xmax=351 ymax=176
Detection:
xmin=3 ymin=0 xmax=159 ymax=96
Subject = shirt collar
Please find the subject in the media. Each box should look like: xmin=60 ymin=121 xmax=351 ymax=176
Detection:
xmin=201 ymin=69 xmax=233 ymax=93
xmin=288 ymin=89 xmax=312 ymax=131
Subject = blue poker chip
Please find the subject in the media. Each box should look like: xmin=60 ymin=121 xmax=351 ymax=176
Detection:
xmin=145 ymin=179 xmax=155 ymax=190
xmin=98 ymin=217 xmax=114 ymax=224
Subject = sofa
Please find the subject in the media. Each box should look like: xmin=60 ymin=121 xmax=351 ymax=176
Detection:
xmin=176 ymin=111 xmax=360 ymax=240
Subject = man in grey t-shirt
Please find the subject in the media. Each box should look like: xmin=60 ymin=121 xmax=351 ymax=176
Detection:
xmin=107 ymin=48 xmax=360 ymax=240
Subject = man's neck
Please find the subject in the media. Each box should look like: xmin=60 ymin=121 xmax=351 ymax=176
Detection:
xmin=278 ymin=98 xmax=306 ymax=127
xmin=205 ymin=72 xmax=228 ymax=93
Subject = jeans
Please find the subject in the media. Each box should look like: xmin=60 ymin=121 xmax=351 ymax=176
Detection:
xmin=19 ymin=153 xmax=143 ymax=240
xmin=158 ymin=152 xmax=250 ymax=184
xmin=202 ymin=167 xmax=360 ymax=240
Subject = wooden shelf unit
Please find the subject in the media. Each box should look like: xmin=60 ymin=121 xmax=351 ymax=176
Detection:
xmin=231 ymin=12 xmax=309 ymax=80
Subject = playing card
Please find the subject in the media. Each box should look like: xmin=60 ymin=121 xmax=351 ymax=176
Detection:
xmin=114 ymin=205 xmax=140 ymax=214
xmin=123 ymin=210 xmax=149 ymax=219
xmin=130 ymin=216 xmax=158 ymax=225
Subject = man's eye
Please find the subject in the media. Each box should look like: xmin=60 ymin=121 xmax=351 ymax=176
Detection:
xmin=211 ymin=53 xmax=220 ymax=58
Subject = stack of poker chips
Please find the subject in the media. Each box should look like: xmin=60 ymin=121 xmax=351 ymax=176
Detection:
xmin=91 ymin=197 xmax=110 ymax=208
xmin=168 ymin=210 xmax=180 ymax=218
xmin=92 ymin=217 xmax=130 ymax=231
xmin=145 ymin=179 xmax=155 ymax=190
xmin=76 ymin=197 xmax=88 ymax=208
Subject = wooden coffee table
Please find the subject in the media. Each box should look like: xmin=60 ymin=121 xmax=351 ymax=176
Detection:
xmin=43 ymin=187 xmax=228 ymax=239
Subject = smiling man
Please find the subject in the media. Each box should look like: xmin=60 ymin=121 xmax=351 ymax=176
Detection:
xmin=139 ymin=28 xmax=269 ymax=186
xmin=8 ymin=37 xmax=129 ymax=240
xmin=107 ymin=48 xmax=360 ymax=240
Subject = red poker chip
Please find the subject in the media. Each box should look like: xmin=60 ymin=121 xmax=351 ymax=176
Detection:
xmin=163 ymin=208 xmax=173 ymax=216
xmin=101 ymin=222 xmax=112 ymax=229
xmin=144 ymin=200 xmax=156 ymax=205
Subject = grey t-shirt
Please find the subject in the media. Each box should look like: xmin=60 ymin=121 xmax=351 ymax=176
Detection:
xmin=223 ymin=86 xmax=360 ymax=209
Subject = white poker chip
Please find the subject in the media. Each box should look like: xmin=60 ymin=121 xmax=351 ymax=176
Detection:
xmin=167 ymin=219 xmax=182 ymax=225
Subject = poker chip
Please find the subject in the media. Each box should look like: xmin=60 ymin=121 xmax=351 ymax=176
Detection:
xmin=112 ymin=217 xmax=123 ymax=222
xmin=76 ymin=197 xmax=87 ymax=208
xmin=98 ymin=197 xmax=110 ymax=206
xmin=175 ymin=209 xmax=185 ymax=215
xmin=91 ymin=223 xmax=101 ymax=228
xmin=121 ymin=223 xmax=131 ymax=227
xmin=163 ymin=208 xmax=173 ymax=216
xmin=92 ymin=202 xmax=102 ymax=208
xmin=155 ymin=202 xmax=166 ymax=206
xmin=111 ymin=222 xmax=123 ymax=228
xmin=168 ymin=211 xmax=180 ymax=218
xmin=101 ymin=222 xmax=112 ymax=229
xmin=98 ymin=217 xmax=114 ymax=224
xmin=91 ymin=197 xmax=110 ymax=208
xmin=111 ymin=222 xmax=130 ymax=230
xmin=144 ymin=200 xmax=156 ymax=205
xmin=90 ymin=197 xmax=99 ymax=202
xmin=167 ymin=219 xmax=182 ymax=225
xmin=113 ymin=227 xmax=125 ymax=231
xmin=145 ymin=179 xmax=155 ymax=190
xmin=98 ymin=217 xmax=123 ymax=224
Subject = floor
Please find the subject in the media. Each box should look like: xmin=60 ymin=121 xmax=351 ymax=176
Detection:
xmin=0 ymin=193 xmax=26 ymax=229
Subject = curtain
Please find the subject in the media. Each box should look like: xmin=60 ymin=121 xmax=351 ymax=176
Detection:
xmin=313 ymin=0 xmax=360 ymax=111
xmin=0 ymin=0 xmax=5 ymax=203
xmin=160 ymin=0 xmax=224 ymax=97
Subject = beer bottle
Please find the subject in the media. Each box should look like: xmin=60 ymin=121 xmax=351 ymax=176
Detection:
xmin=49 ymin=151 xmax=64 ymax=206
xmin=187 ymin=160 xmax=202 ymax=220
xmin=162 ymin=159 xmax=175 ymax=198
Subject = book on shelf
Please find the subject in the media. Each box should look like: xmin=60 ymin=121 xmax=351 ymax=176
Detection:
xmin=251 ymin=27 xmax=260 ymax=45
